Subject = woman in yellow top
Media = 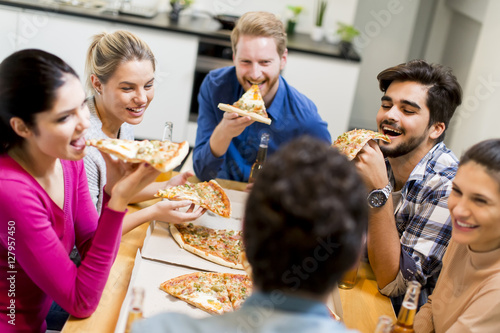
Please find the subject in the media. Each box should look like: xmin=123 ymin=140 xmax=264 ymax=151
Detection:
xmin=414 ymin=139 xmax=500 ymax=332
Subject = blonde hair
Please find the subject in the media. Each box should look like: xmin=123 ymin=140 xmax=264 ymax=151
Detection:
xmin=85 ymin=30 xmax=156 ymax=95
xmin=231 ymin=12 xmax=287 ymax=58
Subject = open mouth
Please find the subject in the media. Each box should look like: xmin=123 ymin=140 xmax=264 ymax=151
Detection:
xmin=248 ymin=81 xmax=264 ymax=89
xmin=381 ymin=125 xmax=403 ymax=137
xmin=126 ymin=107 xmax=145 ymax=114
xmin=70 ymin=136 xmax=86 ymax=150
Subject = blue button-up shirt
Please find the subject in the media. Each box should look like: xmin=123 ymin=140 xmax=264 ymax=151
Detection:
xmin=193 ymin=66 xmax=331 ymax=182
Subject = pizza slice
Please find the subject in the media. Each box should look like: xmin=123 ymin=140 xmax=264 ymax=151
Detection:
xmin=217 ymin=84 xmax=272 ymax=125
xmin=169 ymin=223 xmax=244 ymax=270
xmin=86 ymin=138 xmax=189 ymax=173
xmin=333 ymin=129 xmax=391 ymax=160
xmin=223 ymin=273 xmax=252 ymax=310
xmin=160 ymin=272 xmax=233 ymax=315
xmin=155 ymin=180 xmax=231 ymax=218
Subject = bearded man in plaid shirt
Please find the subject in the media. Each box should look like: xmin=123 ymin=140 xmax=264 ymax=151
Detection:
xmin=354 ymin=60 xmax=463 ymax=312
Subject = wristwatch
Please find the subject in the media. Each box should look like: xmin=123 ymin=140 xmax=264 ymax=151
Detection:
xmin=367 ymin=183 xmax=393 ymax=208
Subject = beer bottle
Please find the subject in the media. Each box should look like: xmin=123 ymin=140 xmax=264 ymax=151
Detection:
xmin=391 ymin=281 xmax=421 ymax=333
xmin=162 ymin=121 xmax=173 ymax=142
xmin=159 ymin=121 xmax=174 ymax=181
xmin=124 ymin=286 xmax=145 ymax=333
xmin=248 ymin=132 xmax=270 ymax=183
xmin=374 ymin=315 xmax=394 ymax=333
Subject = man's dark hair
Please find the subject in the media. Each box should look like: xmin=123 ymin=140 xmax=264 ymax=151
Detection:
xmin=377 ymin=59 xmax=462 ymax=142
xmin=243 ymin=136 xmax=368 ymax=295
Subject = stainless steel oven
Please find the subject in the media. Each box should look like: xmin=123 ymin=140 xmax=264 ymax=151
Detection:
xmin=189 ymin=38 xmax=234 ymax=121
xmin=186 ymin=38 xmax=234 ymax=145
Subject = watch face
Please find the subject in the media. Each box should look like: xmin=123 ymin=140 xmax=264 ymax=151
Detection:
xmin=368 ymin=191 xmax=387 ymax=208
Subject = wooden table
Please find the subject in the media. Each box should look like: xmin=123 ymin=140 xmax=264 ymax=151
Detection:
xmin=62 ymin=176 xmax=394 ymax=333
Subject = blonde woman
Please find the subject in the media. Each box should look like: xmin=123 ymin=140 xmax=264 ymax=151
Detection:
xmin=84 ymin=30 xmax=204 ymax=234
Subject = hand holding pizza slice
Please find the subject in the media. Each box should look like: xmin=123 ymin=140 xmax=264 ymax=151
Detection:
xmin=218 ymin=84 xmax=272 ymax=125
xmin=155 ymin=180 xmax=231 ymax=218
xmin=333 ymin=129 xmax=391 ymax=160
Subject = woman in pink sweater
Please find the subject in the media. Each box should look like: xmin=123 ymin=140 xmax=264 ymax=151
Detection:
xmin=0 ymin=49 xmax=160 ymax=332
xmin=414 ymin=139 xmax=500 ymax=332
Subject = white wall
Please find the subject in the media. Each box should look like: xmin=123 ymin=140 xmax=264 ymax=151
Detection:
xmin=169 ymin=0 xmax=358 ymax=35
xmin=447 ymin=0 xmax=500 ymax=155
xmin=348 ymin=0 xmax=421 ymax=130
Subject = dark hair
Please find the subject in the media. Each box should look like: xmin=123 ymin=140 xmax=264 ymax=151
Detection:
xmin=0 ymin=49 xmax=78 ymax=153
xmin=460 ymin=139 xmax=500 ymax=185
xmin=243 ymin=136 xmax=368 ymax=295
xmin=377 ymin=59 xmax=462 ymax=142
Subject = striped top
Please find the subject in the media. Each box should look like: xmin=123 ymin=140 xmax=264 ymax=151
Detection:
xmin=83 ymin=97 xmax=134 ymax=213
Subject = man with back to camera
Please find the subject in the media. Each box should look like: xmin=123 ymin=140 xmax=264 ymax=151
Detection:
xmin=193 ymin=11 xmax=331 ymax=182
xmin=133 ymin=136 xmax=367 ymax=333
xmin=354 ymin=60 xmax=463 ymax=310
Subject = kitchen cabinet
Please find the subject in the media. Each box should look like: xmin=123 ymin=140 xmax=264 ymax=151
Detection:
xmin=0 ymin=5 xmax=20 ymax=61
xmin=283 ymin=52 xmax=360 ymax=139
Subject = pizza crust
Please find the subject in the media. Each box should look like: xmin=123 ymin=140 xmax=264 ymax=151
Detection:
xmin=218 ymin=103 xmax=272 ymax=125
xmin=169 ymin=224 xmax=244 ymax=270
xmin=85 ymin=139 xmax=142 ymax=163
xmin=206 ymin=180 xmax=232 ymax=218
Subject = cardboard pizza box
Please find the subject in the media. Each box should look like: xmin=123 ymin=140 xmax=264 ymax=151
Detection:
xmin=115 ymin=252 xmax=212 ymax=333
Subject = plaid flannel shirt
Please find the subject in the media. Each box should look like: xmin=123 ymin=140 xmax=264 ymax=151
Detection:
xmin=383 ymin=142 xmax=458 ymax=301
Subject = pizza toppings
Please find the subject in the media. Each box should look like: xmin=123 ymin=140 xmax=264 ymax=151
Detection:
xmin=160 ymin=272 xmax=252 ymax=315
xmin=233 ymin=85 xmax=267 ymax=118
xmin=170 ymin=223 xmax=245 ymax=270
xmin=86 ymin=138 xmax=189 ymax=173
xmin=333 ymin=129 xmax=391 ymax=160
xmin=217 ymin=85 xmax=272 ymax=125
xmin=156 ymin=180 xmax=231 ymax=218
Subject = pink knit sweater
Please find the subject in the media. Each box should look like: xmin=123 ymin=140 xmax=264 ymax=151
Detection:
xmin=0 ymin=155 xmax=126 ymax=332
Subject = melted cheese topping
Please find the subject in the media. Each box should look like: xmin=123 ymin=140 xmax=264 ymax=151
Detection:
xmin=233 ymin=85 xmax=267 ymax=117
